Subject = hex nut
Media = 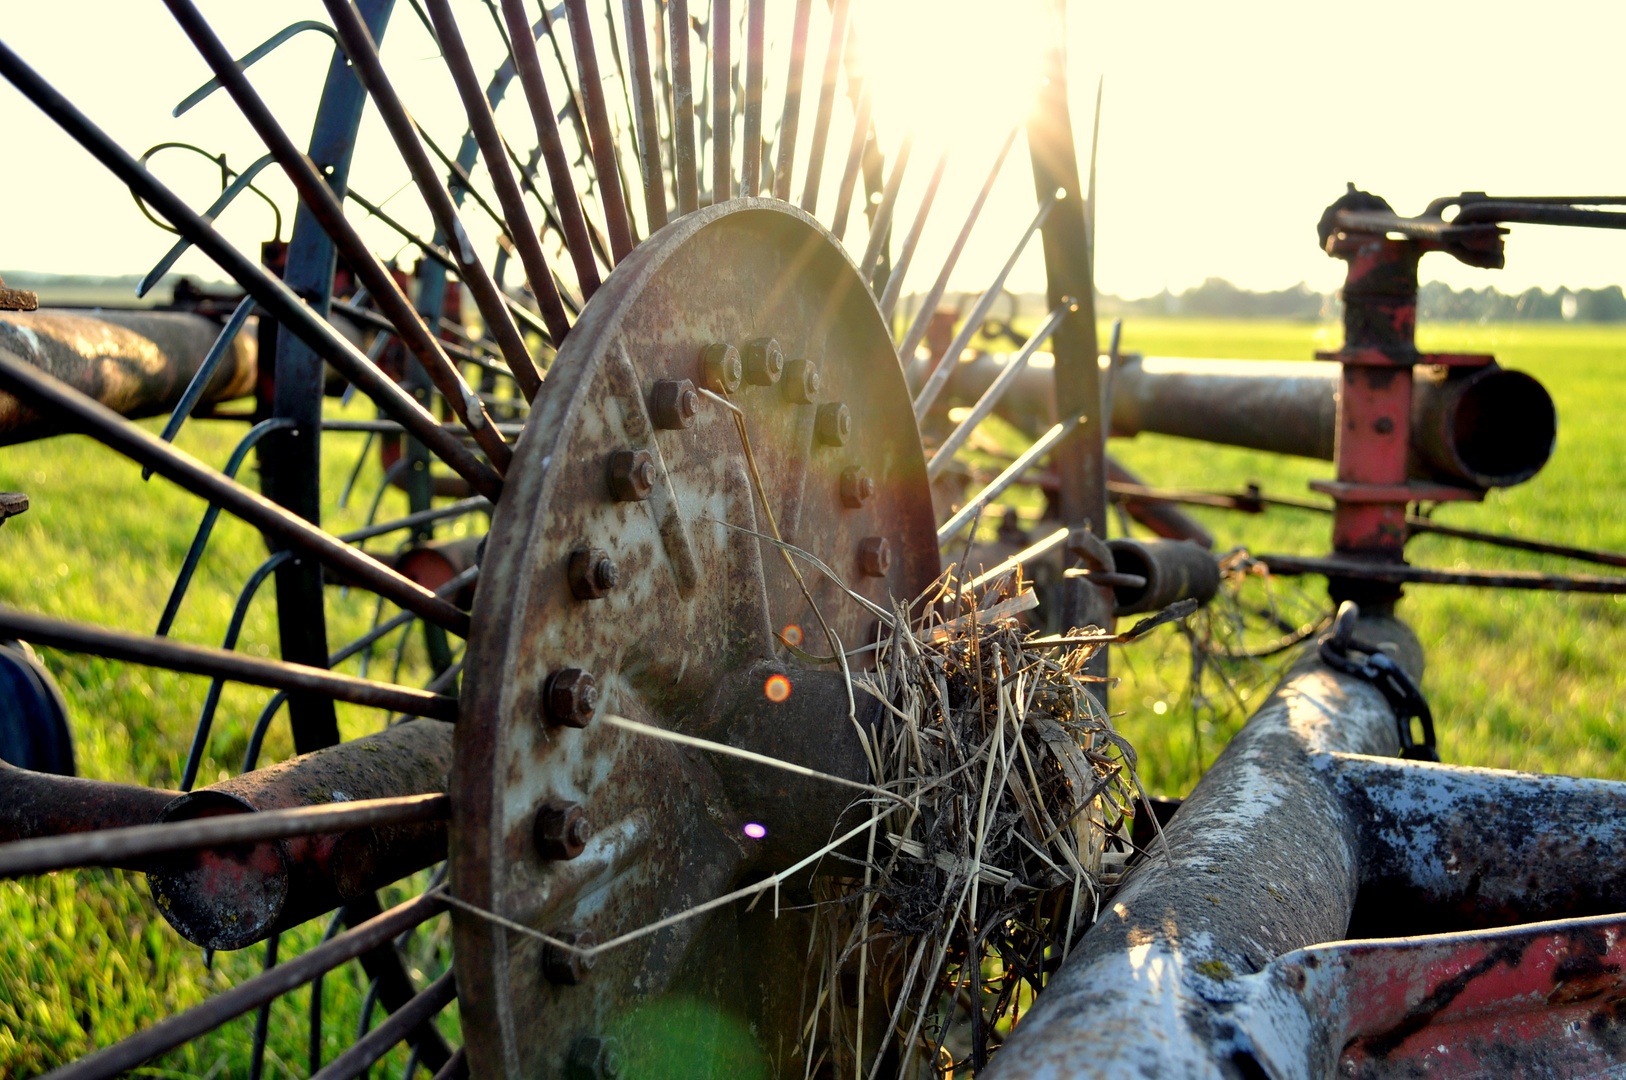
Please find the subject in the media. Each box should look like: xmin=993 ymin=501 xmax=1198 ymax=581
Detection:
xmin=568 ymin=547 xmax=619 ymax=600
xmin=700 ymin=342 xmax=742 ymax=394
xmin=608 ymin=449 xmax=656 ymax=501
xmin=782 ymin=358 xmax=820 ymax=403
xmin=815 ymin=402 xmax=852 ymax=446
xmin=543 ymin=668 xmax=598 ymax=728
xmin=840 ymin=466 xmax=876 ymax=508
xmin=651 ymin=378 xmax=701 ymax=429
xmin=543 ymin=926 xmax=598 ymax=986
xmin=566 ymin=1034 xmax=622 ymax=1079
xmin=534 ymin=800 xmax=592 ymax=860
xmin=859 ymin=536 xmax=892 ymax=578
xmin=744 ymin=337 xmax=784 ymax=385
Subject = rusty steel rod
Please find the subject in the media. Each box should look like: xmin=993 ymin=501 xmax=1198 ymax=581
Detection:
xmin=898 ymin=124 xmax=1019 ymax=361
xmin=858 ymin=129 xmax=913 ymax=280
xmin=711 ymin=0 xmax=732 ymax=202
xmin=828 ymin=79 xmax=873 ymax=241
xmin=878 ymin=143 xmax=951 ymax=321
xmin=163 ymin=0 xmax=523 ymax=457
xmin=937 ymin=412 xmax=1084 ymax=542
xmin=320 ymin=0 xmax=541 ymax=399
xmin=772 ymin=0 xmax=813 ymax=202
xmin=0 ymin=793 xmax=449 ymax=878
xmin=1406 ymin=518 xmax=1626 ymax=569
xmin=309 ymin=971 xmax=457 ymax=1080
xmin=0 ymin=41 xmax=502 ymax=501
xmin=0 ymin=606 xmax=460 ymax=721
xmin=797 ymin=0 xmax=849 ymax=214
xmin=740 ymin=0 xmax=765 ymax=195
xmin=621 ymin=0 xmax=668 ymax=230
xmin=37 ymin=890 xmax=445 ymax=1080
xmin=667 ymin=0 xmax=699 ymax=213
xmin=0 ymin=352 xmax=471 ymax=635
xmin=563 ymin=0 xmax=637 ymax=260
xmin=499 ymin=0 xmax=603 ymax=296
xmin=1258 ymin=554 xmax=1626 ymax=593
xmin=426 ymin=0 xmax=572 ymax=347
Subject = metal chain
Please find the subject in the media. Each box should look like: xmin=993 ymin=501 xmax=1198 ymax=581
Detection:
xmin=1318 ymin=601 xmax=1439 ymax=762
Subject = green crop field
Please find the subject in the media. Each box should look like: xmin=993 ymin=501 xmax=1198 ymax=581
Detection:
xmin=2 ymin=317 xmax=1624 ymax=1075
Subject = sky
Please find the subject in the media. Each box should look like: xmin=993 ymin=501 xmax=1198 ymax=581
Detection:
xmin=2 ymin=1 xmax=1624 ymax=303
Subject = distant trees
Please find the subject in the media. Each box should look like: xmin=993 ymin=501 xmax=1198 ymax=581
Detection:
xmin=1091 ymin=279 xmax=1626 ymax=322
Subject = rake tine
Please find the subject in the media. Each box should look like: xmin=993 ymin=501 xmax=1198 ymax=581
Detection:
xmin=797 ymin=0 xmax=848 ymax=213
xmin=740 ymin=0 xmax=765 ymax=195
xmin=828 ymin=75 xmax=873 ymax=241
xmin=623 ymin=0 xmax=669 ymax=229
xmin=667 ymin=0 xmax=700 ymax=212
xmin=878 ymin=143 xmax=951 ymax=321
xmin=563 ymin=0 xmax=637 ymax=260
xmin=772 ymin=0 xmax=813 ymax=201
xmin=711 ymin=0 xmax=732 ymax=201
xmin=858 ymin=129 xmax=913 ymax=280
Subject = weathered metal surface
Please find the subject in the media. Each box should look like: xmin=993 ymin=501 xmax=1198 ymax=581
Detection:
xmin=1104 ymin=537 xmax=1220 ymax=615
xmin=0 ymin=759 xmax=175 ymax=850
xmin=149 ymin=718 xmax=453 ymax=949
xmin=1411 ymin=362 xmax=1556 ymax=489
xmin=453 ymin=200 xmax=940 ymax=1079
xmin=0 ymin=272 xmax=39 ymax=311
xmin=0 ymin=309 xmax=255 ymax=444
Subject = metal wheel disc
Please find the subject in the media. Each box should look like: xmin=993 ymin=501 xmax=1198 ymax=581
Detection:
xmin=453 ymin=200 xmax=940 ymax=1076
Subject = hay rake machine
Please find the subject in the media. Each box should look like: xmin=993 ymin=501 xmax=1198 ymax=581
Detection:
xmin=4 ymin=2 xmax=1626 ymax=1078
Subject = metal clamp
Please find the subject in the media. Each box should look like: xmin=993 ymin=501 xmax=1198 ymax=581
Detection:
xmin=1318 ymin=601 xmax=1438 ymax=761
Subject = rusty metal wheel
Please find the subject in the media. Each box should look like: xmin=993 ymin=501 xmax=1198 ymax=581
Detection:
xmin=0 ymin=2 xmax=1108 ymax=1077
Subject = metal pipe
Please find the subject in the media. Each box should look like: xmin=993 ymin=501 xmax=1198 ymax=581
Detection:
xmin=148 ymin=720 xmax=453 ymax=949
xmin=1101 ymin=537 xmax=1220 ymax=615
xmin=0 ymin=310 xmax=255 ymax=445
xmin=0 ymin=759 xmax=177 ymax=850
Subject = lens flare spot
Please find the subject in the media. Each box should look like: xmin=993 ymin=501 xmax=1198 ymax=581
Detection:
xmin=764 ymin=674 xmax=791 ymax=703
xmin=743 ymin=823 xmax=767 ymax=840
xmin=780 ymin=624 xmax=803 ymax=647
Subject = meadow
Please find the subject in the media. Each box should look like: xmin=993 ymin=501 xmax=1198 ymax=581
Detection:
xmin=2 ymin=316 xmax=1624 ymax=1075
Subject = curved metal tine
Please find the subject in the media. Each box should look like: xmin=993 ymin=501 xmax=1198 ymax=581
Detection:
xmin=1086 ymin=75 xmax=1102 ymax=273
xmin=312 ymin=973 xmax=457 ymax=1080
xmin=427 ymin=1048 xmax=469 ymax=1080
xmin=424 ymin=0 xmax=572 ymax=347
xmin=497 ymin=2 xmax=604 ymax=295
xmin=912 ymin=190 xmax=1061 ymax=420
xmin=308 ymin=909 xmax=348 ymax=1075
xmin=710 ymin=0 xmax=731 ymax=202
xmin=354 ymin=978 xmax=382 ymax=1080
xmin=651 ymin=0 xmax=676 ymax=208
xmin=858 ymin=129 xmax=914 ymax=280
xmin=622 ymin=0 xmax=668 ymax=229
xmin=926 ymin=299 xmax=1077 ymax=479
xmin=0 ymin=42 xmax=502 ymax=502
xmin=667 ymin=0 xmax=699 ymax=213
xmin=344 ymin=497 xmax=492 ymax=546
xmin=0 ymin=353 xmax=470 ymax=635
xmin=899 ymin=123 xmax=1020 ymax=362
xmin=137 ymin=153 xmax=280 ymax=298
xmin=247 ymin=933 xmax=280 ymax=1080
xmin=180 ymin=550 xmax=293 ymax=792
xmin=172 ymin=20 xmax=339 ymax=116
xmin=878 ymin=143 xmax=952 ymax=321
xmin=936 ymin=413 xmax=1082 ymax=543
xmin=827 ymin=76 xmax=874 ymax=242
xmin=156 ymin=418 xmax=294 ymax=637
xmin=561 ymin=0 xmax=638 ymax=260
xmin=142 ymin=293 xmax=257 ymax=480
xmin=740 ymin=0 xmax=764 ymax=196
xmin=772 ymin=0 xmax=813 ymax=202
xmin=27 ymin=892 xmax=444 ymax=1080
xmin=797 ymin=0 xmax=850 ymax=214
xmin=314 ymin=1 xmax=543 ymax=404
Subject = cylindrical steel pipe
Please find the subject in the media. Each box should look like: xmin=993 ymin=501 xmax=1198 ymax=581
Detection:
xmin=1105 ymin=537 xmax=1221 ymax=615
xmin=0 ymin=309 xmax=256 ymax=444
xmin=0 ymin=759 xmax=177 ymax=853
xmin=148 ymin=718 xmax=453 ymax=950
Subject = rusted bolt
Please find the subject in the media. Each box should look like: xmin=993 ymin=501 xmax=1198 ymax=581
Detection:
xmin=1373 ymin=416 xmax=1395 ymax=434
xmin=1277 ymin=962 xmax=1308 ymax=991
xmin=782 ymin=358 xmax=820 ymax=403
xmin=650 ymin=379 xmax=701 ymax=429
xmin=840 ymin=467 xmax=875 ymax=508
xmin=744 ymin=337 xmax=784 ymax=385
xmin=534 ymin=800 xmax=592 ymax=860
xmin=815 ymin=403 xmax=851 ymax=446
xmin=608 ymin=449 xmax=656 ymax=501
xmin=543 ymin=926 xmax=598 ymax=986
xmin=543 ymin=668 xmax=598 ymax=728
xmin=858 ymin=536 xmax=892 ymax=578
xmin=568 ymin=548 xmax=619 ymax=600
xmin=566 ymin=1034 xmax=622 ymax=1079
xmin=700 ymin=343 xmax=742 ymax=394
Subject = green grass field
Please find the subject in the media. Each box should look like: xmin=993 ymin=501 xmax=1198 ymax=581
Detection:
xmin=3 ymin=317 xmax=1625 ymax=1075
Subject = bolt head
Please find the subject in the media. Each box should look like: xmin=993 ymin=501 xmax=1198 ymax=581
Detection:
xmin=608 ymin=449 xmax=656 ymax=501
xmin=840 ymin=466 xmax=875 ymax=508
xmin=568 ymin=547 xmax=618 ymax=600
xmin=700 ymin=342 xmax=743 ymax=394
xmin=859 ymin=536 xmax=892 ymax=578
xmin=534 ymin=800 xmax=591 ymax=860
xmin=544 ymin=668 xmax=598 ymax=728
xmin=543 ymin=926 xmax=598 ymax=986
xmin=815 ymin=403 xmax=851 ymax=446
xmin=566 ymin=1034 xmax=622 ymax=1080
xmin=651 ymin=379 xmax=701 ymax=429
xmin=744 ymin=337 xmax=784 ymax=385
xmin=782 ymin=358 xmax=820 ymax=404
